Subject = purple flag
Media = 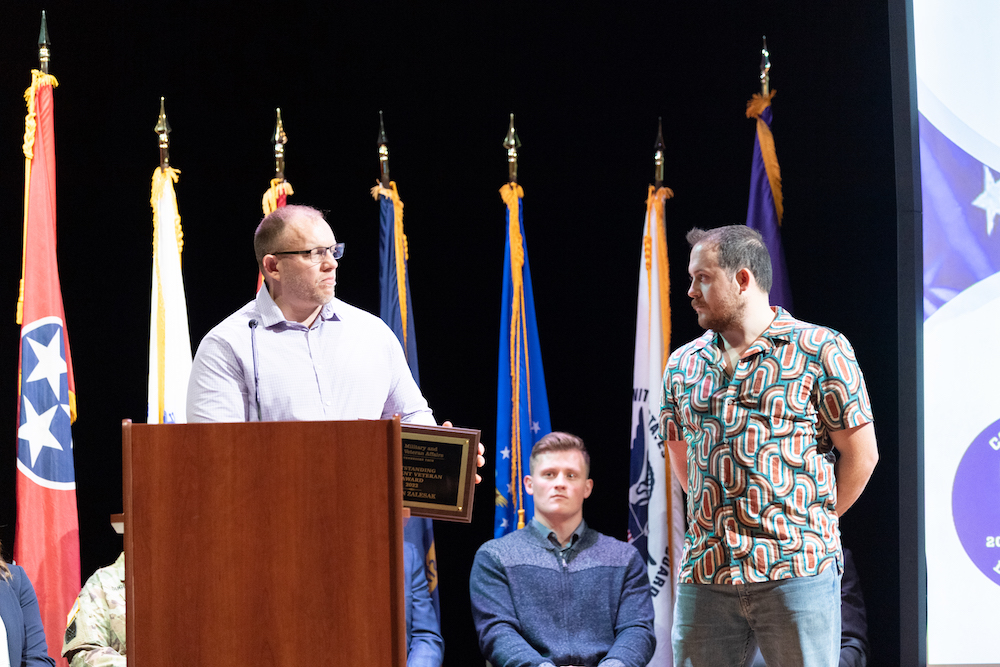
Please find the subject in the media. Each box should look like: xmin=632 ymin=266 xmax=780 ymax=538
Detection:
xmin=746 ymin=99 xmax=793 ymax=311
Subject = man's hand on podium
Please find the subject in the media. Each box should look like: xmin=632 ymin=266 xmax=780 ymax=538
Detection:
xmin=442 ymin=420 xmax=487 ymax=484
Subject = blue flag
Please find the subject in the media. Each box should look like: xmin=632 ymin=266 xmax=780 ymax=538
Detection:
xmin=373 ymin=181 xmax=437 ymax=611
xmin=495 ymin=184 xmax=552 ymax=537
xmin=746 ymin=93 xmax=793 ymax=311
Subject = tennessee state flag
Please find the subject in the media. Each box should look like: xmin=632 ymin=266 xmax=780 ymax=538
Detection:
xmin=495 ymin=183 xmax=552 ymax=537
xmin=15 ymin=68 xmax=80 ymax=665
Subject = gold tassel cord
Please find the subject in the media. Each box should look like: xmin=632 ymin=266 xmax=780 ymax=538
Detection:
xmin=262 ymin=178 xmax=295 ymax=216
xmin=745 ymin=91 xmax=783 ymax=224
xmin=500 ymin=182 xmax=530 ymax=530
xmin=646 ymin=185 xmax=673 ymax=364
xmin=645 ymin=184 xmax=677 ymax=587
xmin=17 ymin=70 xmax=59 ymax=325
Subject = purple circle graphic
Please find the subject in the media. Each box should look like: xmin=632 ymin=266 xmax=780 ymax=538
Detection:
xmin=952 ymin=416 xmax=1000 ymax=586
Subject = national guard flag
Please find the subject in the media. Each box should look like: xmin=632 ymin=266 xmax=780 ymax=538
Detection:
xmin=628 ymin=185 xmax=684 ymax=667
xmin=495 ymin=183 xmax=551 ymax=537
xmin=372 ymin=178 xmax=439 ymax=613
xmin=15 ymin=64 xmax=80 ymax=665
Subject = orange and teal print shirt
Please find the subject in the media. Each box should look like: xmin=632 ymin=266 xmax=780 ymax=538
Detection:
xmin=659 ymin=307 xmax=873 ymax=585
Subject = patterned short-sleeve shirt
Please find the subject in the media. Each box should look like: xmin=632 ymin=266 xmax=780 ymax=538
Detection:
xmin=659 ymin=307 xmax=873 ymax=584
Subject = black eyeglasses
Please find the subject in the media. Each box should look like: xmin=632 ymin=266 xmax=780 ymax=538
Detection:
xmin=271 ymin=243 xmax=345 ymax=264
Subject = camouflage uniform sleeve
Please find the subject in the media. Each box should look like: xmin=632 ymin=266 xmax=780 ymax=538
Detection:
xmin=63 ymin=555 xmax=126 ymax=667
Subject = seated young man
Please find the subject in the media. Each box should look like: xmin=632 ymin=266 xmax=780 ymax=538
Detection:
xmin=470 ymin=432 xmax=655 ymax=667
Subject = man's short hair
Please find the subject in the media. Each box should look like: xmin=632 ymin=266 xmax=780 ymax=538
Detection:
xmin=686 ymin=225 xmax=773 ymax=293
xmin=253 ymin=204 xmax=328 ymax=273
xmin=529 ymin=431 xmax=590 ymax=477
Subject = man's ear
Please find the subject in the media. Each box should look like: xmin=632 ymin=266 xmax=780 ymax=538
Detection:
xmin=583 ymin=478 xmax=594 ymax=499
xmin=735 ymin=267 xmax=753 ymax=293
xmin=262 ymin=255 xmax=279 ymax=282
xmin=524 ymin=474 xmax=534 ymax=496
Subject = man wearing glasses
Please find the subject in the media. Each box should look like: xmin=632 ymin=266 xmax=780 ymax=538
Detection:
xmin=186 ymin=204 xmax=435 ymax=426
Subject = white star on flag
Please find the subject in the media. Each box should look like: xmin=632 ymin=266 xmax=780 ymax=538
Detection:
xmin=18 ymin=396 xmax=63 ymax=466
xmin=530 ymin=421 xmax=541 ymax=434
xmin=971 ymin=164 xmax=1000 ymax=235
xmin=501 ymin=518 xmax=509 ymax=529
xmin=26 ymin=330 xmax=67 ymax=397
xmin=501 ymin=447 xmax=511 ymax=460
xmin=507 ymin=483 xmax=513 ymax=495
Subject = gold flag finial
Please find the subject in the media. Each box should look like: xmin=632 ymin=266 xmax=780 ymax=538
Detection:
xmin=760 ymin=36 xmax=771 ymax=96
xmin=273 ymin=108 xmax=287 ymax=181
xmin=377 ymin=110 xmax=390 ymax=188
xmin=38 ymin=11 xmax=51 ymax=73
xmin=503 ymin=113 xmax=521 ymax=184
xmin=653 ymin=117 xmax=665 ymax=188
xmin=153 ymin=97 xmax=171 ymax=171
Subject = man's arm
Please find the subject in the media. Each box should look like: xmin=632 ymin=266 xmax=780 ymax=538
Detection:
xmin=666 ymin=440 xmax=687 ymax=487
xmin=600 ymin=549 xmax=656 ymax=667
xmin=469 ymin=548 xmax=550 ymax=667
xmin=186 ymin=333 xmax=250 ymax=423
xmin=62 ymin=573 xmax=125 ymax=667
xmin=830 ymin=422 xmax=878 ymax=515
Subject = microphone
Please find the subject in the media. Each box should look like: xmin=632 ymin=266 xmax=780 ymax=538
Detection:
xmin=249 ymin=319 xmax=262 ymax=421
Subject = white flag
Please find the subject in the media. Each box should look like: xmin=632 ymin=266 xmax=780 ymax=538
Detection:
xmin=628 ymin=185 xmax=684 ymax=666
xmin=148 ymin=166 xmax=192 ymax=424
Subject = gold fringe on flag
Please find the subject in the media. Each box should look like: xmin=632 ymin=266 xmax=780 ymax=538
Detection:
xmin=745 ymin=90 xmax=784 ymax=224
xmin=371 ymin=181 xmax=411 ymax=353
xmin=18 ymin=70 xmax=59 ymax=326
xmin=150 ymin=166 xmax=182 ymax=423
xmin=645 ymin=185 xmax=674 ymax=366
xmin=500 ymin=182 xmax=531 ymax=530
xmin=261 ymin=178 xmax=294 ymax=215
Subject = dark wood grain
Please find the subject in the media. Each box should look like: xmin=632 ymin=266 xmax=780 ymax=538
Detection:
xmin=123 ymin=418 xmax=406 ymax=665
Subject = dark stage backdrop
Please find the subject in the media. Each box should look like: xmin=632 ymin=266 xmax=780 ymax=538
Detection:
xmin=1 ymin=3 xmax=900 ymax=664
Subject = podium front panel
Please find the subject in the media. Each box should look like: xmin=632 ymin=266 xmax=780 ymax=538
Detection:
xmin=123 ymin=418 xmax=406 ymax=666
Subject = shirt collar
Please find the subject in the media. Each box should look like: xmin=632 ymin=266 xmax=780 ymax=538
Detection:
xmin=530 ymin=517 xmax=587 ymax=550
xmin=254 ymin=288 xmax=341 ymax=328
xmin=695 ymin=306 xmax=794 ymax=362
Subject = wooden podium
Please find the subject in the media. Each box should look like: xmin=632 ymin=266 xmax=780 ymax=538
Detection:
xmin=122 ymin=418 xmax=407 ymax=665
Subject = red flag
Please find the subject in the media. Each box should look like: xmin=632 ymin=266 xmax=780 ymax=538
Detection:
xmin=15 ymin=69 xmax=79 ymax=666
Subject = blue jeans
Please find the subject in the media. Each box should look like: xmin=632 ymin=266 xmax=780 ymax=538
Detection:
xmin=673 ymin=567 xmax=842 ymax=667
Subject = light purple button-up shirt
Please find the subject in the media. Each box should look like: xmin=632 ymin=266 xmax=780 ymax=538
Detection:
xmin=187 ymin=288 xmax=435 ymax=425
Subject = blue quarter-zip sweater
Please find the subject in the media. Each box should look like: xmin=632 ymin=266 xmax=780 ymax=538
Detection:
xmin=470 ymin=521 xmax=655 ymax=667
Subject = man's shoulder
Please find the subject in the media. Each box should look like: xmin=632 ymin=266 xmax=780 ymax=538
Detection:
xmin=201 ymin=299 xmax=258 ymax=342
xmin=329 ymin=298 xmax=385 ymax=324
xmin=328 ymin=299 xmax=398 ymax=337
xmin=581 ymin=529 xmax=644 ymax=567
xmin=474 ymin=527 xmax=545 ymax=565
xmin=86 ymin=554 xmax=125 ymax=590
xmin=666 ymin=331 xmax=715 ymax=367
xmin=769 ymin=312 xmax=854 ymax=357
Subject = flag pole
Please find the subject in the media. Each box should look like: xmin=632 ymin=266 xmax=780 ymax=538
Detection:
xmin=38 ymin=10 xmax=51 ymax=73
xmin=378 ymin=110 xmax=391 ymax=188
xmin=653 ymin=117 xmax=665 ymax=189
xmin=503 ymin=113 xmax=520 ymax=184
xmin=760 ymin=36 xmax=771 ymax=96
xmin=154 ymin=97 xmax=171 ymax=172
xmin=273 ymin=108 xmax=287 ymax=183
